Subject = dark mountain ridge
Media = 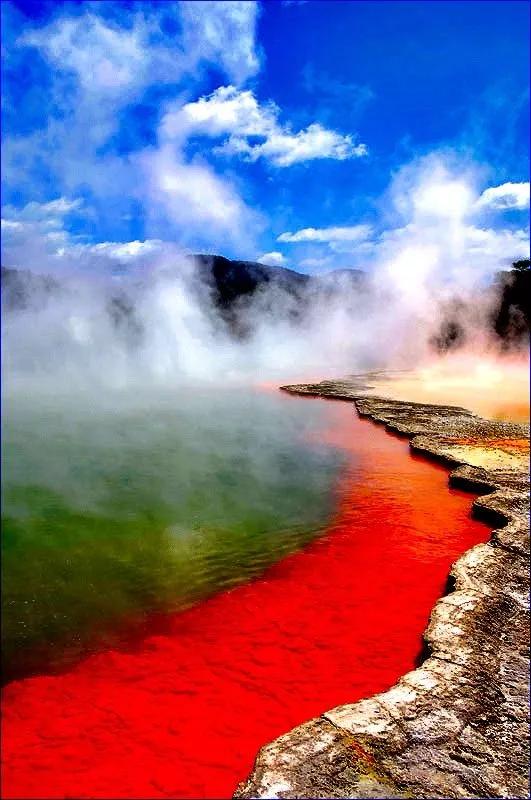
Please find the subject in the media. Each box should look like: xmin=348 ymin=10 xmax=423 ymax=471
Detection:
xmin=1 ymin=257 xmax=364 ymax=313
xmin=430 ymin=261 xmax=530 ymax=352
xmin=2 ymin=258 xmax=529 ymax=352
xmin=1 ymin=266 xmax=61 ymax=311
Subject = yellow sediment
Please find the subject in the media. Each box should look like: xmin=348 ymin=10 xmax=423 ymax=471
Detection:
xmin=369 ymin=359 xmax=530 ymax=424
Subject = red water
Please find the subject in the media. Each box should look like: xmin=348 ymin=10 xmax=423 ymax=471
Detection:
xmin=1 ymin=399 xmax=490 ymax=799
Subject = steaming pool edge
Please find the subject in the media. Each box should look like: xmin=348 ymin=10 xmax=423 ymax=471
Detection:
xmin=237 ymin=378 xmax=530 ymax=800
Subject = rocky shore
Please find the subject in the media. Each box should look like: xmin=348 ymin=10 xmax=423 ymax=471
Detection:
xmin=236 ymin=375 xmax=530 ymax=800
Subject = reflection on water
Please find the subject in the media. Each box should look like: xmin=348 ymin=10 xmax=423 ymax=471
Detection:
xmin=1 ymin=388 xmax=344 ymax=681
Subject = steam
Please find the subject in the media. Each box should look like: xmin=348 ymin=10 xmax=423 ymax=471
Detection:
xmin=1 ymin=255 xmax=371 ymax=393
xmin=2 ymin=154 xmax=529 ymax=400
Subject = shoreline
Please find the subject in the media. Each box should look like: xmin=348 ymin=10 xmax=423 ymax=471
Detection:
xmin=236 ymin=376 xmax=530 ymax=799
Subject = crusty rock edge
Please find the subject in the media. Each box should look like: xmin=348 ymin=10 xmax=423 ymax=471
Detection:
xmin=235 ymin=378 xmax=530 ymax=800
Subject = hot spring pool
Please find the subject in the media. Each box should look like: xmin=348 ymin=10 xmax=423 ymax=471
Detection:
xmin=1 ymin=388 xmax=490 ymax=799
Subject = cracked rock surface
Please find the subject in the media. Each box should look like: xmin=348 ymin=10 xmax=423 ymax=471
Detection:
xmin=235 ymin=376 xmax=530 ymax=800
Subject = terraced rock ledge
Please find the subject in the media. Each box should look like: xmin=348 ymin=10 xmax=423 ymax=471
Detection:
xmin=236 ymin=376 xmax=530 ymax=800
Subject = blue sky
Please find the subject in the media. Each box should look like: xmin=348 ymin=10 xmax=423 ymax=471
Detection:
xmin=1 ymin=0 xmax=529 ymax=277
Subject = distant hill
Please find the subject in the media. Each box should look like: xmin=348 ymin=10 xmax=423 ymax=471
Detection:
xmin=189 ymin=254 xmax=311 ymax=314
xmin=1 ymin=257 xmax=366 ymax=314
xmin=187 ymin=254 xmax=368 ymax=335
xmin=3 ymin=257 xmax=529 ymax=351
xmin=1 ymin=258 xmax=369 ymax=345
xmin=1 ymin=266 xmax=61 ymax=311
xmin=189 ymin=254 xmax=368 ymax=306
xmin=430 ymin=261 xmax=530 ymax=352
xmin=491 ymin=264 xmax=530 ymax=347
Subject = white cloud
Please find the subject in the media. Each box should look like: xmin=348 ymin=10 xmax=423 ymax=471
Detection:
xmin=461 ymin=224 xmax=529 ymax=259
xmin=1 ymin=219 xmax=24 ymax=232
xmin=4 ymin=4 xmax=262 ymax=251
xmin=163 ymin=86 xmax=276 ymax=140
xmin=1 ymin=210 xmax=74 ymax=272
xmin=21 ymin=14 xmax=151 ymax=95
xmin=257 ymin=251 xmax=287 ymax=266
xmin=179 ymin=1 xmax=260 ymax=85
xmin=135 ymin=144 xmax=261 ymax=246
xmin=1 ymin=199 xmax=170 ymax=274
xmin=476 ymin=182 xmax=530 ymax=211
xmin=2 ymin=197 xmax=83 ymax=224
xmin=19 ymin=3 xmax=259 ymax=99
xmin=278 ymin=224 xmax=372 ymax=243
xmin=1 ymin=197 xmax=168 ymax=274
xmin=413 ymin=180 xmax=474 ymax=220
xmin=162 ymin=85 xmax=367 ymax=167
xmin=246 ymin=123 xmax=367 ymax=167
xmin=387 ymin=157 xmax=479 ymax=224
xmin=88 ymin=240 xmax=163 ymax=261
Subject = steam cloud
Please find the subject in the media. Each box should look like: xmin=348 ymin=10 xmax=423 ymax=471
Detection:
xmin=2 ymin=154 xmax=529 ymax=399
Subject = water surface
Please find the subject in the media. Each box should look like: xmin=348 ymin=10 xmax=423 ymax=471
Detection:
xmin=2 ymin=388 xmax=343 ymax=681
xmin=2 ymin=395 xmax=490 ymax=799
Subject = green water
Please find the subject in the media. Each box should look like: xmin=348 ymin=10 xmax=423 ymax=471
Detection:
xmin=2 ymin=387 xmax=344 ymax=681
